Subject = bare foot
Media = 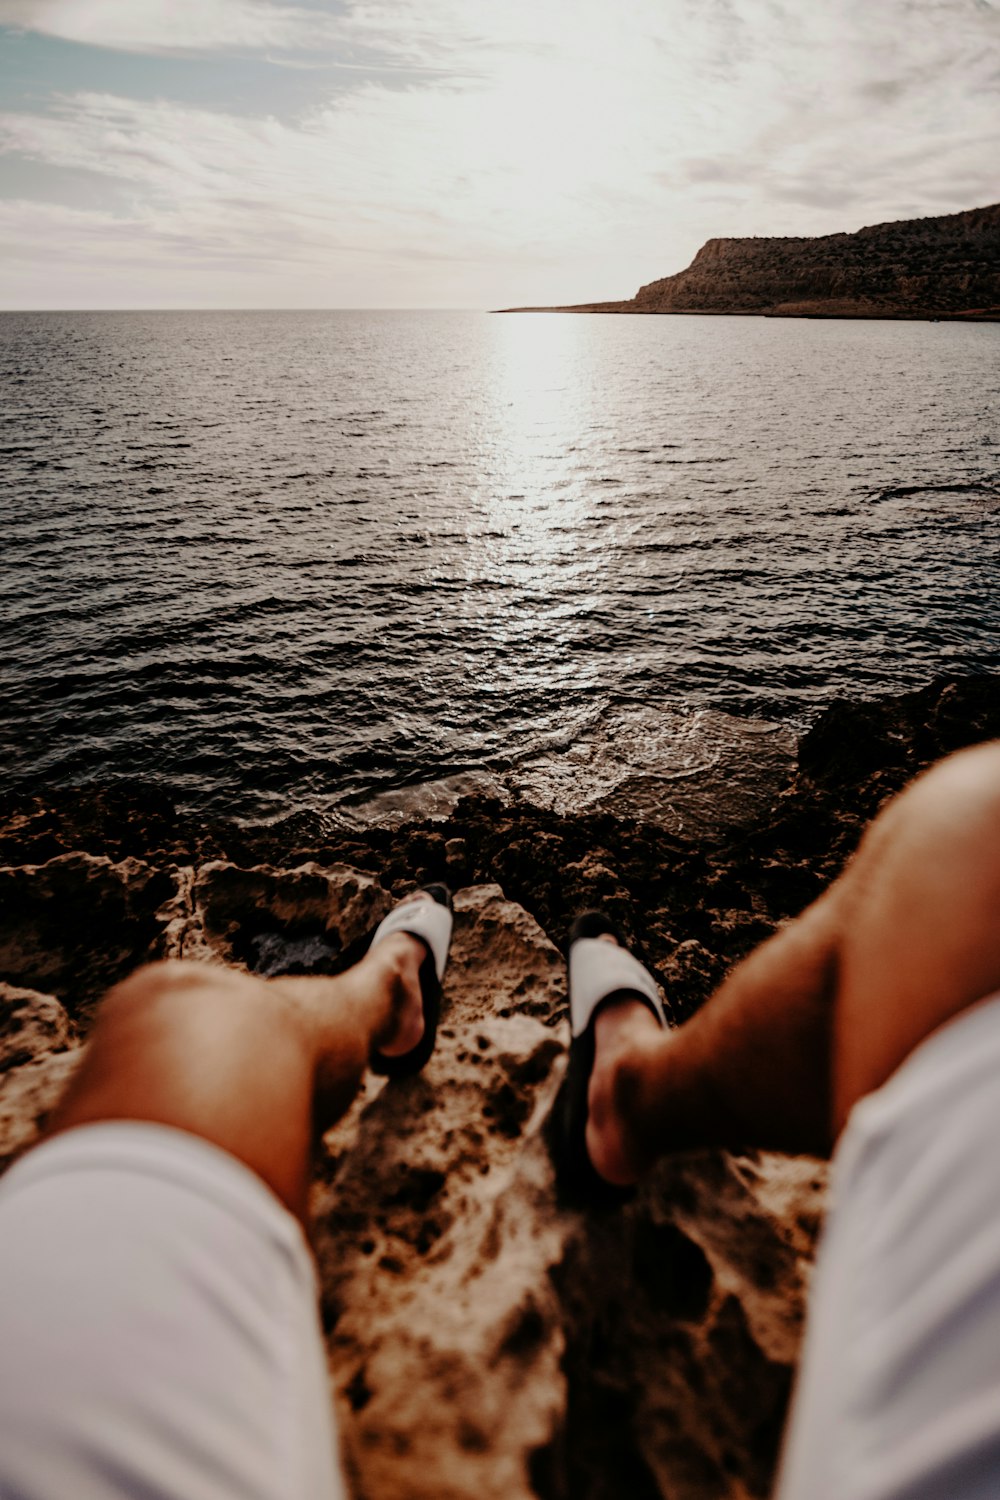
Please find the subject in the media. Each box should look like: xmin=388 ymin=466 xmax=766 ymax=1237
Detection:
xmin=584 ymin=933 xmax=664 ymax=1186
xmin=372 ymin=894 xmax=434 ymax=1058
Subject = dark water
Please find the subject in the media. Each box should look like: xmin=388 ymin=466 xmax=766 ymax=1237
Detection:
xmin=2 ymin=310 xmax=999 ymax=835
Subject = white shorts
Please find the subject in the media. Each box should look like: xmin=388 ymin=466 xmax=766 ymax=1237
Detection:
xmin=0 ymin=1122 xmax=347 ymax=1500
xmin=777 ymin=991 xmax=1000 ymax=1500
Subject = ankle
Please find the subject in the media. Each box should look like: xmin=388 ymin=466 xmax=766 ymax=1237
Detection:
xmin=607 ymin=1026 xmax=673 ymax=1177
xmin=366 ymin=933 xmax=427 ymax=1059
xmin=610 ymin=1042 xmax=655 ymax=1175
xmin=584 ymin=1020 xmax=658 ymax=1187
xmin=370 ymin=931 xmax=424 ymax=985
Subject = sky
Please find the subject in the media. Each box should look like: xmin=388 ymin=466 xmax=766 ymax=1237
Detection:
xmin=0 ymin=0 xmax=998 ymax=308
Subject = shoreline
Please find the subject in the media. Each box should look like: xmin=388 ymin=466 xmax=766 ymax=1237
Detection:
xmin=494 ymin=304 xmax=1000 ymax=321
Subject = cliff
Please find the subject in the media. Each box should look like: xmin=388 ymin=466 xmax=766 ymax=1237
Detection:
xmin=2 ymin=674 xmax=999 ymax=1500
xmin=501 ymin=202 xmax=1000 ymax=320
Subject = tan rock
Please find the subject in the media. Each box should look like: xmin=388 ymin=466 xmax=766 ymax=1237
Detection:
xmin=310 ymin=885 xmax=824 ymax=1499
xmin=0 ymin=982 xmax=76 ymax=1070
xmin=0 ymin=983 xmax=84 ymax=1169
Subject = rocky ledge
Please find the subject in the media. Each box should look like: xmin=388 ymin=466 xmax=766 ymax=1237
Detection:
xmin=1 ymin=674 xmax=998 ymax=1499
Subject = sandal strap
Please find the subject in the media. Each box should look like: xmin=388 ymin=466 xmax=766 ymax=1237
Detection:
xmin=568 ymin=937 xmax=666 ymax=1037
xmin=371 ymin=896 xmax=452 ymax=981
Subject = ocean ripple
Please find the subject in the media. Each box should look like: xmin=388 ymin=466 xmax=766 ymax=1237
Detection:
xmin=2 ymin=309 xmax=999 ymax=832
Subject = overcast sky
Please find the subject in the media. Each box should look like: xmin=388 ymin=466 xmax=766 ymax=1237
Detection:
xmin=0 ymin=0 xmax=997 ymax=308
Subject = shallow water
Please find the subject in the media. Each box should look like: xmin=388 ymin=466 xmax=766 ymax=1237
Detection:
xmin=2 ymin=310 xmax=998 ymax=834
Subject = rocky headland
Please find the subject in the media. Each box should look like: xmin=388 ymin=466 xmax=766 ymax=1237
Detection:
xmin=2 ymin=674 xmax=999 ymax=1499
xmin=501 ymin=202 xmax=1000 ymax=321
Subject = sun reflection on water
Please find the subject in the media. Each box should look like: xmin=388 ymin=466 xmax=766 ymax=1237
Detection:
xmin=457 ymin=314 xmax=623 ymax=696
xmin=479 ymin=312 xmax=599 ymax=525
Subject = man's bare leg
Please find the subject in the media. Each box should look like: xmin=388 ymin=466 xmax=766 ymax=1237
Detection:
xmin=587 ymin=740 xmax=1000 ymax=1185
xmin=46 ymin=925 xmax=429 ymax=1223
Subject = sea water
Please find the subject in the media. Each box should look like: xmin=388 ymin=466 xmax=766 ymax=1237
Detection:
xmin=2 ymin=310 xmax=998 ymax=835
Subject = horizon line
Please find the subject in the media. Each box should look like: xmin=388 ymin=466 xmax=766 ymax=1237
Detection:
xmin=0 ymin=306 xmax=494 ymax=314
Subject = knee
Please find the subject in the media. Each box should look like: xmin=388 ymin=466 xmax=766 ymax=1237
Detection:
xmin=838 ymin=739 xmax=1000 ymax=1031
xmin=903 ymin=737 xmax=1000 ymax=814
xmin=860 ymin=739 xmax=1000 ymax=882
xmin=831 ymin=741 xmax=1000 ymax=1126
xmin=842 ymin=739 xmax=1000 ymax=991
xmin=101 ymin=960 xmax=245 ymax=1017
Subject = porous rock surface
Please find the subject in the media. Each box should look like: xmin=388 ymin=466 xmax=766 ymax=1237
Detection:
xmin=315 ymin=875 xmax=821 ymax=1500
xmin=0 ymin=866 xmax=820 ymax=1500
xmin=2 ymin=675 xmax=998 ymax=1498
xmin=0 ymin=982 xmax=83 ymax=1164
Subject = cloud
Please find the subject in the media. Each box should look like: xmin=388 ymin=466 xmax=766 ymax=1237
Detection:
xmin=680 ymin=160 xmax=748 ymax=186
xmin=856 ymin=79 xmax=909 ymax=105
xmin=0 ymin=0 xmax=337 ymax=55
xmin=1 ymin=0 xmax=998 ymax=306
